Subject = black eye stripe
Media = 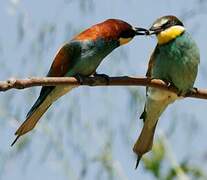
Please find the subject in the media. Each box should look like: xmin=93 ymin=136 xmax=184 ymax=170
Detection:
xmin=161 ymin=19 xmax=183 ymax=29
xmin=162 ymin=21 xmax=171 ymax=28
xmin=120 ymin=29 xmax=135 ymax=38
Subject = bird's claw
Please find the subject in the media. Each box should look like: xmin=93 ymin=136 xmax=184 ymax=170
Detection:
xmin=93 ymin=72 xmax=110 ymax=85
xmin=162 ymin=80 xmax=183 ymax=96
xmin=74 ymin=74 xmax=87 ymax=85
xmin=185 ymin=87 xmax=198 ymax=96
xmin=166 ymin=82 xmax=171 ymax=88
xmin=161 ymin=79 xmax=172 ymax=88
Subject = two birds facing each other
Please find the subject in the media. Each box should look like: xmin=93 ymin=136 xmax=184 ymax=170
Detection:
xmin=11 ymin=15 xmax=200 ymax=169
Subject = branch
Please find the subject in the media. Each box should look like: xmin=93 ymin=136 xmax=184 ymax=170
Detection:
xmin=0 ymin=76 xmax=206 ymax=100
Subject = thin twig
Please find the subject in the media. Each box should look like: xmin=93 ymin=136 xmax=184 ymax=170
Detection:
xmin=0 ymin=76 xmax=206 ymax=100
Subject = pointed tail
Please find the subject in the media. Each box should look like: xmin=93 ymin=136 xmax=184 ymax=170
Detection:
xmin=133 ymin=89 xmax=177 ymax=168
xmin=11 ymin=100 xmax=51 ymax=146
xmin=11 ymin=85 xmax=76 ymax=146
xmin=133 ymin=120 xmax=158 ymax=168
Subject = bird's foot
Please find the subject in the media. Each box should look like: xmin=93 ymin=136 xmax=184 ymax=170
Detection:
xmin=191 ymin=87 xmax=198 ymax=93
xmin=162 ymin=79 xmax=172 ymax=88
xmin=93 ymin=72 xmax=110 ymax=85
xmin=185 ymin=87 xmax=198 ymax=96
xmin=162 ymin=80 xmax=183 ymax=96
xmin=74 ymin=74 xmax=87 ymax=85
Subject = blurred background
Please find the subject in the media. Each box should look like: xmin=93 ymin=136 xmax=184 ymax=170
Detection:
xmin=0 ymin=0 xmax=207 ymax=179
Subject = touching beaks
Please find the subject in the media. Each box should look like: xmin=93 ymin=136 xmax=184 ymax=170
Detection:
xmin=133 ymin=26 xmax=163 ymax=36
xmin=134 ymin=27 xmax=149 ymax=35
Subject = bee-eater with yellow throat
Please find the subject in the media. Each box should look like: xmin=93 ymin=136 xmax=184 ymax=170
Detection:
xmin=11 ymin=19 xmax=148 ymax=145
xmin=133 ymin=15 xmax=200 ymax=168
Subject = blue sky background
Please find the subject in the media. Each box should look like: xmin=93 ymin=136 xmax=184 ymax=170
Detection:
xmin=0 ymin=0 xmax=207 ymax=179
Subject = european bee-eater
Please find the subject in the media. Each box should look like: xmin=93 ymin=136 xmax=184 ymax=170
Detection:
xmin=11 ymin=19 xmax=148 ymax=145
xmin=133 ymin=15 xmax=200 ymax=168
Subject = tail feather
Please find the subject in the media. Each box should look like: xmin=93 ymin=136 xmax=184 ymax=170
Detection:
xmin=133 ymin=121 xmax=158 ymax=169
xmin=133 ymin=121 xmax=158 ymax=157
xmin=15 ymin=101 xmax=51 ymax=136
xmin=26 ymin=86 xmax=54 ymax=118
xmin=133 ymin=89 xmax=177 ymax=167
xmin=11 ymin=85 xmax=75 ymax=146
xmin=139 ymin=107 xmax=146 ymax=121
xmin=11 ymin=99 xmax=51 ymax=146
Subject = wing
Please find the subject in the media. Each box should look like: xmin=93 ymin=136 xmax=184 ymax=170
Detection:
xmin=27 ymin=43 xmax=75 ymax=116
xmin=146 ymin=45 xmax=158 ymax=78
xmin=28 ymin=43 xmax=76 ymax=117
xmin=140 ymin=45 xmax=158 ymax=121
xmin=12 ymin=43 xmax=76 ymax=143
xmin=48 ymin=43 xmax=75 ymax=77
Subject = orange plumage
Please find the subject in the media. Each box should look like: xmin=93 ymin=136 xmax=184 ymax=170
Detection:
xmin=11 ymin=18 xmax=147 ymax=146
xmin=74 ymin=19 xmax=133 ymax=41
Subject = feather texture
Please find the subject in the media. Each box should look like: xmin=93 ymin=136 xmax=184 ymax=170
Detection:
xmin=134 ymin=31 xmax=199 ymax=168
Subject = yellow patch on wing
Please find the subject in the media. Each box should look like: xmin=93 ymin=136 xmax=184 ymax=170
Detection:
xmin=119 ymin=37 xmax=133 ymax=45
xmin=157 ymin=25 xmax=185 ymax=45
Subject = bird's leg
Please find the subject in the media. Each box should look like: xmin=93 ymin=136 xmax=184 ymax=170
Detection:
xmin=74 ymin=74 xmax=87 ymax=85
xmin=93 ymin=72 xmax=110 ymax=85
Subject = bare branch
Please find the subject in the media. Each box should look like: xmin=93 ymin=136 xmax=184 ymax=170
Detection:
xmin=0 ymin=76 xmax=206 ymax=100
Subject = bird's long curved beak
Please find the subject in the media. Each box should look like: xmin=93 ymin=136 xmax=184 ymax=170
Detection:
xmin=134 ymin=27 xmax=149 ymax=35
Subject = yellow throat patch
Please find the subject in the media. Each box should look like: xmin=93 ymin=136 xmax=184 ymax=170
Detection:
xmin=157 ymin=25 xmax=185 ymax=45
xmin=119 ymin=37 xmax=133 ymax=45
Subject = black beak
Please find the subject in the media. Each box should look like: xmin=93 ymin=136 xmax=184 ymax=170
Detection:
xmin=149 ymin=26 xmax=163 ymax=35
xmin=134 ymin=27 xmax=149 ymax=35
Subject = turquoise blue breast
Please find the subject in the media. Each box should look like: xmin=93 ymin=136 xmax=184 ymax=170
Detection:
xmin=152 ymin=32 xmax=200 ymax=93
xmin=67 ymin=38 xmax=119 ymax=76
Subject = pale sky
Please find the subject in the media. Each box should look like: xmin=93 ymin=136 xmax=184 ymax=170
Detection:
xmin=0 ymin=0 xmax=207 ymax=179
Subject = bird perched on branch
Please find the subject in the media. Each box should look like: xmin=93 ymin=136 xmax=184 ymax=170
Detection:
xmin=11 ymin=19 xmax=148 ymax=145
xmin=133 ymin=15 xmax=200 ymax=168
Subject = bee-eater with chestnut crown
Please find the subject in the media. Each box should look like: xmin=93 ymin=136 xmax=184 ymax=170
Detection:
xmin=11 ymin=19 xmax=148 ymax=145
xmin=133 ymin=15 xmax=200 ymax=168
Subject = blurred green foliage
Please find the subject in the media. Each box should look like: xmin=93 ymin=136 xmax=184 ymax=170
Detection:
xmin=143 ymin=137 xmax=207 ymax=180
